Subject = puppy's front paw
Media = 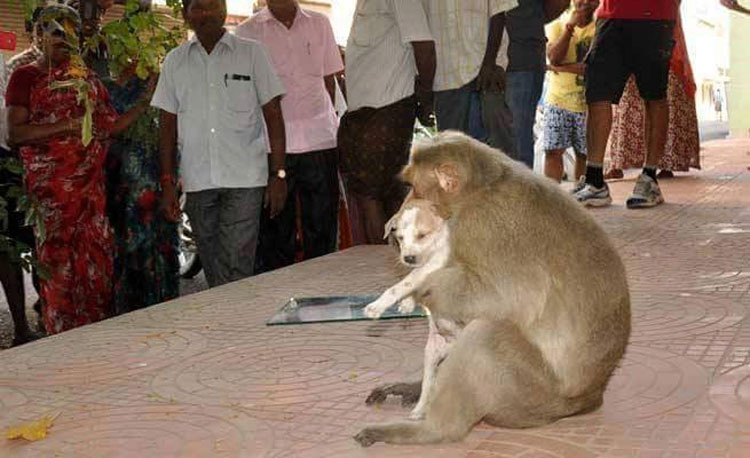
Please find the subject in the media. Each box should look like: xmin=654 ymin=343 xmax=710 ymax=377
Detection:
xmin=364 ymin=300 xmax=389 ymax=319
xmin=398 ymin=296 xmax=416 ymax=314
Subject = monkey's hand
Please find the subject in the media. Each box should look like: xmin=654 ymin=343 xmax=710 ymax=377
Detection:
xmin=398 ymin=296 xmax=416 ymax=314
xmin=365 ymin=382 xmax=422 ymax=406
xmin=364 ymin=297 xmax=394 ymax=319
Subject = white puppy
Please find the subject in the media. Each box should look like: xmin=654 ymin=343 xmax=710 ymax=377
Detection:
xmin=364 ymin=198 xmax=459 ymax=420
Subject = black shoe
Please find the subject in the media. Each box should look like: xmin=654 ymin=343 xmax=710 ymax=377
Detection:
xmin=11 ymin=330 xmax=44 ymax=347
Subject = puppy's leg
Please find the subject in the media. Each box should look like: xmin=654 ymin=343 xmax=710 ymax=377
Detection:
xmin=398 ymin=295 xmax=417 ymax=314
xmin=409 ymin=316 xmax=447 ymax=420
xmin=365 ymin=265 xmax=432 ymax=318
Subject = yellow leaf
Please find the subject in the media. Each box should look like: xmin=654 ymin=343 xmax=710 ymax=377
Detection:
xmin=5 ymin=414 xmax=59 ymax=441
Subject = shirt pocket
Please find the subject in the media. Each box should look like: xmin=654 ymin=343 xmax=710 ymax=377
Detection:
xmin=301 ymin=35 xmax=326 ymax=77
xmin=351 ymin=0 xmax=394 ymax=47
xmin=226 ymin=76 xmax=257 ymax=113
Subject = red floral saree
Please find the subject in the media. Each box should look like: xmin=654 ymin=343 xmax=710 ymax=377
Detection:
xmin=18 ymin=61 xmax=116 ymax=334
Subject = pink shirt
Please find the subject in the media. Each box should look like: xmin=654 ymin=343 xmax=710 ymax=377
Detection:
xmin=236 ymin=8 xmax=343 ymax=154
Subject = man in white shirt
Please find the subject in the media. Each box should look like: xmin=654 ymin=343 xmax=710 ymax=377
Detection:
xmin=151 ymin=0 xmax=287 ymax=287
xmin=236 ymin=0 xmax=344 ymax=273
xmin=424 ymin=0 xmax=518 ymax=155
xmin=338 ymin=0 xmax=435 ymax=245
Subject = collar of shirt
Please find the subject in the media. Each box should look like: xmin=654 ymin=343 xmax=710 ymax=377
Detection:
xmin=187 ymin=29 xmax=236 ymax=54
xmin=254 ymin=6 xmax=311 ymax=25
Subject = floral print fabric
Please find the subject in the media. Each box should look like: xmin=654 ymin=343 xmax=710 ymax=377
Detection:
xmin=18 ymin=61 xmax=116 ymax=334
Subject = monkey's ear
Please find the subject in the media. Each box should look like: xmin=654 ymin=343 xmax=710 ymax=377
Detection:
xmin=435 ymin=163 xmax=460 ymax=194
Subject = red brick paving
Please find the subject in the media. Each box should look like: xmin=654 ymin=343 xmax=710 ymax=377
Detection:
xmin=1 ymin=139 xmax=750 ymax=457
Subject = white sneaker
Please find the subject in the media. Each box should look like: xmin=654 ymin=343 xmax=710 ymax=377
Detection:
xmin=574 ymin=182 xmax=612 ymax=207
xmin=570 ymin=175 xmax=586 ymax=195
xmin=626 ymin=174 xmax=664 ymax=209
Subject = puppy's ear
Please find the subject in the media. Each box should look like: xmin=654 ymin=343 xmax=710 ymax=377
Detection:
xmin=435 ymin=163 xmax=460 ymax=194
xmin=383 ymin=213 xmax=398 ymax=240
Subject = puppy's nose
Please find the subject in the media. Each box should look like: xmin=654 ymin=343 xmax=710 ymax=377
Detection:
xmin=403 ymin=255 xmax=417 ymax=265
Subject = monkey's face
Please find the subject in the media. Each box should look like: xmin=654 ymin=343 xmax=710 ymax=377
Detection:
xmin=386 ymin=201 xmax=446 ymax=268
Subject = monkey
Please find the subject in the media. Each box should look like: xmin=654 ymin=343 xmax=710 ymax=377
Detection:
xmin=354 ymin=131 xmax=631 ymax=447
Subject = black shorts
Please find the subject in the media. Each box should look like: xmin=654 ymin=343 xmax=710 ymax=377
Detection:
xmin=585 ymin=19 xmax=676 ymax=104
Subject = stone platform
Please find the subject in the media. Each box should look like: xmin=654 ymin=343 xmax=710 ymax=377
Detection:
xmin=2 ymin=139 xmax=750 ymax=457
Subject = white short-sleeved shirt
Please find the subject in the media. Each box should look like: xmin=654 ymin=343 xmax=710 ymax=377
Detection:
xmin=422 ymin=0 xmax=518 ymax=91
xmin=236 ymin=8 xmax=344 ymax=154
xmin=151 ymin=32 xmax=285 ymax=193
xmin=345 ymin=0 xmax=433 ymax=112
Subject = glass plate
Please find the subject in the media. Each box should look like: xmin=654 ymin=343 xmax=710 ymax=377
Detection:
xmin=266 ymin=295 xmax=426 ymax=325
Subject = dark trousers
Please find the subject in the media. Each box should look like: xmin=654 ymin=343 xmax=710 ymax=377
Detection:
xmin=256 ymin=148 xmax=339 ymax=273
xmin=434 ymin=80 xmax=517 ymax=157
xmin=184 ymin=187 xmax=264 ymax=287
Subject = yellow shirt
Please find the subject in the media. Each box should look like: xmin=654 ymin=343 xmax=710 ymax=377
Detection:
xmin=544 ymin=13 xmax=596 ymax=113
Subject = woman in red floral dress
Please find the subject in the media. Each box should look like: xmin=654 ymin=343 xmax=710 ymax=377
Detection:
xmin=5 ymin=5 xmax=116 ymax=334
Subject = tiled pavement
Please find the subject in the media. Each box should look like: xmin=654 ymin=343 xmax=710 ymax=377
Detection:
xmin=2 ymin=139 xmax=750 ymax=457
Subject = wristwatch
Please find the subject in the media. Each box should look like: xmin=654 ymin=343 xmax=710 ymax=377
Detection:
xmin=272 ymin=168 xmax=287 ymax=180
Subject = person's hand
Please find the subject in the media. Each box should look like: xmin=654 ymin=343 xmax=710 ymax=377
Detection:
xmin=265 ymin=176 xmax=287 ymax=219
xmin=567 ymin=7 xmax=589 ymax=28
xmin=143 ymin=74 xmax=158 ymax=102
xmin=161 ymin=181 xmax=180 ymax=223
xmin=477 ymin=63 xmax=506 ymax=93
xmin=416 ymin=90 xmax=435 ymax=127
xmin=65 ymin=117 xmax=83 ymax=134
xmin=414 ymin=76 xmax=434 ymax=127
xmin=135 ymin=74 xmax=158 ymax=109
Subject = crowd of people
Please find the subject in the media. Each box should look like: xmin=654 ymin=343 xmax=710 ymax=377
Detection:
xmin=1 ymin=0 xmax=749 ymax=345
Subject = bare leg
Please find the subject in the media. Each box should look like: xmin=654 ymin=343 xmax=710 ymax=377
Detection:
xmin=574 ymin=152 xmax=587 ymax=181
xmin=586 ymin=102 xmax=613 ymax=166
xmin=544 ymin=149 xmax=565 ymax=183
xmin=644 ymin=99 xmax=669 ymax=168
xmin=0 ymin=256 xmax=33 ymax=345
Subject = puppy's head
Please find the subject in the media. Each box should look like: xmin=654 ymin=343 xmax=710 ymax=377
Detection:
xmin=384 ymin=198 xmax=446 ymax=268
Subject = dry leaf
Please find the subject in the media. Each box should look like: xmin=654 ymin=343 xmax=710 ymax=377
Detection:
xmin=5 ymin=414 xmax=59 ymax=441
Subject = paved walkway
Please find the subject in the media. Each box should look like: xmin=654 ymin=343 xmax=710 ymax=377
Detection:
xmin=1 ymin=139 xmax=750 ymax=457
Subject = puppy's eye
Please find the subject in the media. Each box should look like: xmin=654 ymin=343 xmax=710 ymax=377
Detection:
xmin=397 ymin=235 xmax=403 ymax=241
xmin=416 ymin=233 xmax=426 ymax=240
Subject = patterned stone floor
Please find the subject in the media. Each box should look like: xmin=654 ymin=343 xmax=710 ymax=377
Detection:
xmin=2 ymin=139 xmax=750 ymax=457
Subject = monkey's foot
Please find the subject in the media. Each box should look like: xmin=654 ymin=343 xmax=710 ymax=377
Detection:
xmin=354 ymin=427 xmax=383 ymax=447
xmin=365 ymin=382 xmax=421 ymax=407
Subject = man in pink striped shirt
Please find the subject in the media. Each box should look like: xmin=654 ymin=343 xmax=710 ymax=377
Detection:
xmin=236 ymin=0 xmax=344 ymax=272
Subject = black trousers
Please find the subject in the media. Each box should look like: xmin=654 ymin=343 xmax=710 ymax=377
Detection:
xmin=256 ymin=148 xmax=339 ymax=273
